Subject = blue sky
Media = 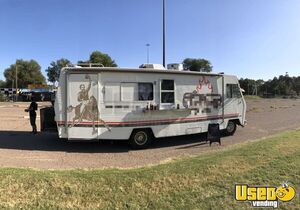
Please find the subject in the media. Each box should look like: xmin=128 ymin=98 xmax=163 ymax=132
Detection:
xmin=0 ymin=0 xmax=300 ymax=81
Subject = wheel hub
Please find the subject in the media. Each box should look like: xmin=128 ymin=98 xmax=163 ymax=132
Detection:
xmin=227 ymin=122 xmax=235 ymax=132
xmin=134 ymin=131 xmax=147 ymax=145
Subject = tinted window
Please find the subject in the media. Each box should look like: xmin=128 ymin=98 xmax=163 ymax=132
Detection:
xmin=161 ymin=80 xmax=175 ymax=104
xmin=161 ymin=92 xmax=174 ymax=103
xmin=138 ymin=83 xmax=153 ymax=101
xmin=161 ymin=80 xmax=174 ymax=90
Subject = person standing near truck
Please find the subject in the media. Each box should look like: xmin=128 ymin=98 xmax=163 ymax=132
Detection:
xmin=25 ymin=97 xmax=38 ymax=134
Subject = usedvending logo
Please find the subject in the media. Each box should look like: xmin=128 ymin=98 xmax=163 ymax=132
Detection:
xmin=235 ymin=183 xmax=296 ymax=208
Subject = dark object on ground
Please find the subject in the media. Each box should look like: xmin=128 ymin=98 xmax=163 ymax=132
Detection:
xmin=40 ymin=107 xmax=57 ymax=132
xmin=207 ymin=123 xmax=221 ymax=146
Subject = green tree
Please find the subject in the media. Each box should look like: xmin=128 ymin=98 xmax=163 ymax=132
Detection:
xmin=293 ymin=76 xmax=300 ymax=95
xmin=46 ymin=58 xmax=71 ymax=84
xmin=240 ymin=75 xmax=300 ymax=97
xmin=0 ymin=93 xmax=7 ymax=102
xmin=4 ymin=59 xmax=46 ymax=88
xmin=79 ymin=51 xmax=117 ymax=67
xmin=183 ymin=58 xmax=212 ymax=72
xmin=0 ymin=80 xmax=6 ymax=88
xmin=274 ymin=75 xmax=294 ymax=96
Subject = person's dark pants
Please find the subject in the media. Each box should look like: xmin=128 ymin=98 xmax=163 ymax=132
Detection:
xmin=30 ymin=114 xmax=37 ymax=133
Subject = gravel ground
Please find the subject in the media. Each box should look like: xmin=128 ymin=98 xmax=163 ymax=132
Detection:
xmin=0 ymin=99 xmax=300 ymax=169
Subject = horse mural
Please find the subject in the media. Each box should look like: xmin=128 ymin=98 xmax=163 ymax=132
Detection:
xmin=67 ymin=74 xmax=111 ymax=134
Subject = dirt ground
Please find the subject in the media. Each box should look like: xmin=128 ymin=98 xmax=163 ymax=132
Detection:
xmin=0 ymin=98 xmax=300 ymax=169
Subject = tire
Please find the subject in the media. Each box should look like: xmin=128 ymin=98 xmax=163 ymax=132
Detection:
xmin=224 ymin=121 xmax=237 ymax=136
xmin=129 ymin=129 xmax=153 ymax=149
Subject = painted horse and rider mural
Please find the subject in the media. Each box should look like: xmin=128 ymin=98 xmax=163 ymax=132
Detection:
xmin=67 ymin=74 xmax=111 ymax=134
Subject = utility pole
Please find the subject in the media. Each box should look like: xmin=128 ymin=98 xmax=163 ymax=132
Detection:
xmin=15 ymin=64 xmax=18 ymax=101
xmin=163 ymin=0 xmax=166 ymax=67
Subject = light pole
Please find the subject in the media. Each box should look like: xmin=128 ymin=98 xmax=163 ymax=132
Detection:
xmin=146 ymin=43 xmax=150 ymax=64
xmin=162 ymin=0 xmax=166 ymax=67
xmin=15 ymin=64 xmax=18 ymax=101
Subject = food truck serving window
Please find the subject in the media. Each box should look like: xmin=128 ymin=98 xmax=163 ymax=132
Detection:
xmin=121 ymin=83 xmax=137 ymax=102
xmin=161 ymin=80 xmax=175 ymax=103
xmin=105 ymin=83 xmax=120 ymax=102
xmin=226 ymin=84 xmax=241 ymax=98
xmin=120 ymin=83 xmax=153 ymax=102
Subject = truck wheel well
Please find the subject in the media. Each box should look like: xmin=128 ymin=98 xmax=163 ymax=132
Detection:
xmin=230 ymin=119 xmax=241 ymax=126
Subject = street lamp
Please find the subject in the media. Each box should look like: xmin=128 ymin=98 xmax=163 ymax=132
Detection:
xmin=15 ymin=64 xmax=18 ymax=102
xmin=146 ymin=43 xmax=150 ymax=64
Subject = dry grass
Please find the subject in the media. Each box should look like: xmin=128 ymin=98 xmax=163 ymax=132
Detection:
xmin=244 ymin=95 xmax=262 ymax=100
xmin=0 ymin=130 xmax=299 ymax=209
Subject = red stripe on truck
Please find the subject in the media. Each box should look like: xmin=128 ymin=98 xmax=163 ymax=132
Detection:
xmin=56 ymin=113 xmax=239 ymax=127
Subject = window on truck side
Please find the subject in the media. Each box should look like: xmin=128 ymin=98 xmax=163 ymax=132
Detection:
xmin=226 ymin=84 xmax=241 ymax=98
xmin=121 ymin=83 xmax=137 ymax=102
xmin=120 ymin=82 xmax=154 ymax=102
xmin=138 ymin=83 xmax=153 ymax=101
xmin=161 ymin=80 xmax=175 ymax=103
xmin=104 ymin=83 xmax=120 ymax=102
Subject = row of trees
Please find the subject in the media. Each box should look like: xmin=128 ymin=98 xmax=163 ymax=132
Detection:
xmin=0 ymin=50 xmax=212 ymax=88
xmin=46 ymin=51 xmax=118 ymax=84
xmin=0 ymin=51 xmax=118 ymax=88
xmin=239 ymin=73 xmax=300 ymax=97
xmin=1 ymin=51 xmax=299 ymax=97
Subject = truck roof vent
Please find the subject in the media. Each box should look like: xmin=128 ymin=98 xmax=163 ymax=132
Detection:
xmin=139 ymin=63 xmax=166 ymax=70
xmin=167 ymin=63 xmax=184 ymax=71
xmin=77 ymin=63 xmax=104 ymax=67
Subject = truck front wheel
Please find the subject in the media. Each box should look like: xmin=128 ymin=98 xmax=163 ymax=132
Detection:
xmin=224 ymin=121 xmax=237 ymax=136
xmin=129 ymin=129 xmax=153 ymax=149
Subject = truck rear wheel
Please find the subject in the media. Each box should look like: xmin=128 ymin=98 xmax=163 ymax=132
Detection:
xmin=129 ymin=129 xmax=153 ymax=149
xmin=224 ymin=121 xmax=237 ymax=136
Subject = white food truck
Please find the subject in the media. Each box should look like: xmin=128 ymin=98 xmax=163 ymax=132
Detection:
xmin=53 ymin=64 xmax=246 ymax=148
